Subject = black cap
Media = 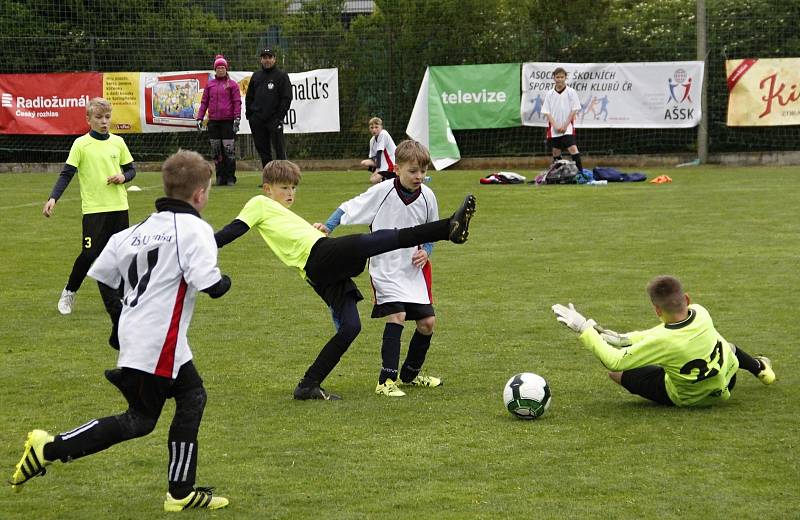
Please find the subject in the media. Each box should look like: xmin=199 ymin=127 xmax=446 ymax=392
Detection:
xmin=260 ymin=48 xmax=275 ymax=57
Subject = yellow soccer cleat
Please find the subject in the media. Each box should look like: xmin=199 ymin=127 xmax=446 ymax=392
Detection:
xmin=10 ymin=429 xmax=53 ymax=493
xmin=164 ymin=487 xmax=229 ymax=512
xmin=375 ymin=379 xmax=406 ymax=397
xmin=401 ymin=374 xmax=443 ymax=388
xmin=755 ymin=356 xmax=776 ymax=385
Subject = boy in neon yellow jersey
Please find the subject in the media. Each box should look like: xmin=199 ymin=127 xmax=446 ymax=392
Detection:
xmin=552 ymin=275 xmax=775 ymax=407
xmin=43 ymin=98 xmax=136 ymax=340
xmin=215 ymin=160 xmax=475 ymax=401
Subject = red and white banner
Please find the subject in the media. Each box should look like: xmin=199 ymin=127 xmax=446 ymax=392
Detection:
xmin=0 ymin=69 xmax=339 ymax=135
xmin=0 ymin=73 xmax=102 ymax=134
xmin=726 ymin=58 xmax=800 ymax=126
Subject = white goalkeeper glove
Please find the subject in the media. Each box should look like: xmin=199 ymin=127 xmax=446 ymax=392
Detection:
xmin=593 ymin=323 xmax=632 ymax=347
xmin=196 ymin=119 xmax=203 ymax=131
xmin=233 ymin=118 xmax=240 ymax=133
xmin=552 ymin=303 xmax=596 ymax=334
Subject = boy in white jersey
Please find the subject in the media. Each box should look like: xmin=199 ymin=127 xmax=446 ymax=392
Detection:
xmin=360 ymin=117 xmax=397 ymax=184
xmin=11 ymin=150 xmax=232 ymax=512
xmin=541 ymin=67 xmax=583 ymax=172
xmin=552 ymin=275 xmax=775 ymax=407
xmin=43 ymin=98 xmax=136 ymax=322
xmin=215 ymin=160 xmax=476 ymax=400
xmin=316 ymin=140 xmax=442 ymax=397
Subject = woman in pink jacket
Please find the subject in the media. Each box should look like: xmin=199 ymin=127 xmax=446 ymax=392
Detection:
xmin=196 ymin=55 xmax=242 ymax=186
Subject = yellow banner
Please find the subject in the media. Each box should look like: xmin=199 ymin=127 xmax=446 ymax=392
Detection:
xmin=103 ymin=72 xmax=142 ymax=132
xmin=726 ymin=58 xmax=800 ymax=126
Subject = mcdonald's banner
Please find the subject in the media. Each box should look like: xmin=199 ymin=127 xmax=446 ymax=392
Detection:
xmin=726 ymin=58 xmax=800 ymax=126
xmin=0 ymin=69 xmax=339 ymax=135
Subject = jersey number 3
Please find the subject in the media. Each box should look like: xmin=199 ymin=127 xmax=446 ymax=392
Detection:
xmin=680 ymin=340 xmax=724 ymax=383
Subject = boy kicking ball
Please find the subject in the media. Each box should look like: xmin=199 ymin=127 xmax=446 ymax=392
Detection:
xmin=215 ymin=159 xmax=475 ymax=400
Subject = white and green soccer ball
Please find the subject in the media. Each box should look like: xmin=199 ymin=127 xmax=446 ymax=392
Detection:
xmin=503 ymin=372 xmax=551 ymax=420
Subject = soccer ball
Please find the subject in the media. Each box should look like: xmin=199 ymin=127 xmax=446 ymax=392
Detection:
xmin=503 ymin=372 xmax=551 ymax=420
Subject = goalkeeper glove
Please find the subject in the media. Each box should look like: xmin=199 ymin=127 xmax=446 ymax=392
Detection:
xmin=593 ymin=324 xmax=632 ymax=347
xmin=552 ymin=303 xmax=596 ymax=334
xmin=233 ymin=118 xmax=240 ymax=133
xmin=196 ymin=119 xmax=203 ymax=131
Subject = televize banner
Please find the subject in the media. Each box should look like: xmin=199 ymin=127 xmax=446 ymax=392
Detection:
xmin=0 ymin=68 xmax=339 ymax=135
xmin=407 ymin=64 xmax=521 ymax=170
xmin=725 ymin=58 xmax=800 ymax=126
xmin=522 ymin=61 xmax=704 ymax=129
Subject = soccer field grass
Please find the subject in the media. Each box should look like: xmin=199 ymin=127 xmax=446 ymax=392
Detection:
xmin=1 ymin=165 xmax=798 ymax=519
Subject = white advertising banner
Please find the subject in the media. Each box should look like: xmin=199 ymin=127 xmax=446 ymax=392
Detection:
xmin=136 ymin=67 xmax=339 ymax=134
xmin=521 ymin=61 xmax=704 ymax=129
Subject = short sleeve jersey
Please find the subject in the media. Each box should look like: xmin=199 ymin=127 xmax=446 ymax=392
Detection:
xmin=66 ymin=133 xmax=134 ymax=214
xmin=236 ymin=195 xmax=324 ymax=280
xmin=88 ymin=209 xmax=222 ymax=379
xmin=541 ymin=86 xmax=581 ymax=138
xmin=368 ymin=130 xmax=397 ymax=172
xmin=339 ymin=179 xmax=439 ymax=304
xmin=579 ymin=304 xmax=740 ymax=407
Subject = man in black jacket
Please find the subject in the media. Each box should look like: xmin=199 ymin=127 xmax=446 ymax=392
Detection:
xmin=245 ymin=48 xmax=293 ymax=167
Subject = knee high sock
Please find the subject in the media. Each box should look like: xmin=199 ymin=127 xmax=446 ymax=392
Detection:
xmin=66 ymin=252 xmax=92 ymax=292
xmin=571 ymin=152 xmax=583 ymax=171
xmin=379 ymin=323 xmax=404 ymax=384
xmin=43 ymin=416 xmax=125 ymax=463
xmin=397 ymin=219 xmax=450 ymax=248
xmin=302 ymin=297 xmax=361 ymax=386
xmin=400 ymin=330 xmax=433 ymax=383
xmin=733 ymin=345 xmax=762 ymax=375
xmin=167 ymin=429 xmax=199 ymax=498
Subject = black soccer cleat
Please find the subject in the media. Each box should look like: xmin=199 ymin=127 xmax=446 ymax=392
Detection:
xmin=293 ymin=382 xmax=342 ymax=401
xmin=449 ymin=194 xmax=476 ymax=244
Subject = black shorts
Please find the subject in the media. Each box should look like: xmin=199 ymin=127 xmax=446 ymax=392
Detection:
xmin=548 ymin=134 xmax=577 ymax=150
xmin=207 ymin=119 xmax=235 ymax=140
xmin=620 ymin=366 xmax=675 ymax=406
xmin=82 ymin=210 xmax=129 ymax=261
xmin=372 ymin=301 xmax=435 ymax=319
xmin=116 ymin=361 xmax=204 ymax=420
xmin=378 ymin=171 xmax=397 ymax=181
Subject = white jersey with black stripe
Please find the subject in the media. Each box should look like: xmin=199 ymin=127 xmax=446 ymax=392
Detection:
xmin=339 ymin=178 xmax=439 ymax=305
xmin=368 ymin=129 xmax=397 ymax=172
xmin=89 ymin=207 xmax=222 ymax=379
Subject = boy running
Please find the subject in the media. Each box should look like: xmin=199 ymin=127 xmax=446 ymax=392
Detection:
xmin=316 ymin=140 xmax=442 ymax=397
xmin=215 ymin=159 xmax=475 ymax=400
xmin=360 ymin=117 xmax=397 ymax=184
xmin=12 ymin=150 xmax=232 ymax=512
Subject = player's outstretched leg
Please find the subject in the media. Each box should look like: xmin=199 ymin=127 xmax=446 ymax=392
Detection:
xmin=164 ymin=487 xmax=229 ymax=512
xmin=449 ymin=194 xmax=476 ymax=244
xmin=9 ymin=430 xmax=54 ymax=492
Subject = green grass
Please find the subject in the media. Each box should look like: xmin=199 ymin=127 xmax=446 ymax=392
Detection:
xmin=1 ymin=165 xmax=798 ymax=519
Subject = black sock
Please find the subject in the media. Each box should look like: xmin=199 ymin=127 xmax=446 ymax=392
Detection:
xmin=379 ymin=323 xmax=404 ymax=384
xmin=400 ymin=331 xmax=433 ymax=383
xmin=733 ymin=344 xmax=761 ymax=375
xmin=571 ymin=152 xmax=583 ymax=171
xmin=44 ymin=416 xmax=124 ymax=463
xmin=167 ymin=429 xmax=198 ymax=498
xmin=397 ymin=219 xmax=450 ymax=247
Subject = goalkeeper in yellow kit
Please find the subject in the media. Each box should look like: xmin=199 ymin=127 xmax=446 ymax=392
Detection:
xmin=552 ymin=275 xmax=775 ymax=407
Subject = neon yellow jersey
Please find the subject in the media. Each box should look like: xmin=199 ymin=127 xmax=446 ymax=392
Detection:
xmin=66 ymin=133 xmax=134 ymax=214
xmin=579 ymin=304 xmax=739 ymax=407
xmin=236 ymin=195 xmax=324 ymax=280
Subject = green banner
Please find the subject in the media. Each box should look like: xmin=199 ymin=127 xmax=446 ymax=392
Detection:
xmin=427 ymin=63 xmax=520 ymax=160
